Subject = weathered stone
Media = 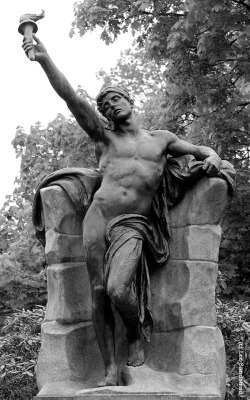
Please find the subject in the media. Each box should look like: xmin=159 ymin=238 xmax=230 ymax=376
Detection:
xmin=45 ymin=230 xmax=84 ymax=264
xmin=151 ymin=261 xmax=217 ymax=331
xmin=45 ymin=263 xmax=91 ymax=324
xmin=37 ymin=325 xmax=225 ymax=397
xmin=35 ymin=324 xmax=225 ymax=399
xmin=77 ymin=389 xmax=223 ymax=400
xmin=41 ymin=186 xmax=83 ymax=235
xmin=171 ymin=225 xmax=221 ymax=262
xmin=34 ymin=389 xmax=222 ymax=400
xmin=170 ymin=178 xmax=228 ymax=227
xmin=36 ymin=321 xmax=103 ymax=391
xmin=146 ymin=326 xmax=225 ymax=378
xmin=34 ymin=380 xmax=88 ymax=398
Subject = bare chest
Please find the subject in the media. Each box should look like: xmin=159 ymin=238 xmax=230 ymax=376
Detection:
xmin=101 ymin=132 xmax=165 ymax=163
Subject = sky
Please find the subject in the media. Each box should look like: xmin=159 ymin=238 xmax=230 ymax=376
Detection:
xmin=0 ymin=0 xmax=132 ymax=207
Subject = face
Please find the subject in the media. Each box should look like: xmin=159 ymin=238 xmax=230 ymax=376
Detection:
xmin=102 ymin=92 xmax=133 ymax=123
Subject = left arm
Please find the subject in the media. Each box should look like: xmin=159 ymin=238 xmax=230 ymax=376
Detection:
xmin=166 ymin=131 xmax=221 ymax=177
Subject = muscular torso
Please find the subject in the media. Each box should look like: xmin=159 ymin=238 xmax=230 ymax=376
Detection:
xmin=92 ymin=128 xmax=168 ymax=220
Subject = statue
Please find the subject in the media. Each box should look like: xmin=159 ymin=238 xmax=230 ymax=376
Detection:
xmin=22 ymin=33 xmax=235 ymax=399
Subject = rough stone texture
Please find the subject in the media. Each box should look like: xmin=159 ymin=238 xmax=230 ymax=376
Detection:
xmin=41 ymin=186 xmax=83 ymax=235
xmin=145 ymin=327 xmax=225 ymax=379
xmin=36 ymin=321 xmax=103 ymax=390
xmin=171 ymin=225 xmax=221 ymax=262
xmin=170 ymin=178 xmax=228 ymax=227
xmin=45 ymin=263 xmax=91 ymax=324
xmin=151 ymin=260 xmax=217 ymax=331
xmin=34 ymin=391 xmax=222 ymax=400
xmin=45 ymin=231 xmax=84 ymax=264
xmin=35 ymin=176 xmax=228 ymax=400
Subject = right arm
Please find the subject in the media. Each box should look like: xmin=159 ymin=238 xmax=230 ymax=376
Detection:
xmin=22 ymin=35 xmax=105 ymax=142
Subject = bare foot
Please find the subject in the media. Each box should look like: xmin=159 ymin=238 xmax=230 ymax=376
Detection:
xmin=97 ymin=366 xmax=118 ymax=387
xmin=127 ymin=338 xmax=145 ymax=367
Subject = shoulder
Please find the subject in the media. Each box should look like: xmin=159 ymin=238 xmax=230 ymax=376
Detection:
xmin=149 ymin=129 xmax=177 ymax=143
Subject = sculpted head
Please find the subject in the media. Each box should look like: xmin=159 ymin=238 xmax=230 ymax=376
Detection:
xmin=96 ymin=86 xmax=134 ymax=123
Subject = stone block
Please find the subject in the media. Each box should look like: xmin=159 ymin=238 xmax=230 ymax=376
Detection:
xmin=146 ymin=326 xmax=225 ymax=377
xmin=35 ymin=388 xmax=222 ymax=400
xmin=171 ymin=225 xmax=221 ymax=262
xmin=45 ymin=262 xmax=91 ymax=324
xmin=45 ymin=230 xmax=84 ymax=264
xmin=151 ymin=261 xmax=217 ymax=331
xmin=130 ymin=326 xmax=225 ymax=399
xmin=77 ymin=389 xmax=223 ymax=400
xmin=74 ymin=326 xmax=225 ymax=398
xmin=170 ymin=178 xmax=228 ymax=227
xmin=35 ymin=325 xmax=225 ymax=399
xmin=36 ymin=321 xmax=103 ymax=391
xmin=41 ymin=186 xmax=83 ymax=235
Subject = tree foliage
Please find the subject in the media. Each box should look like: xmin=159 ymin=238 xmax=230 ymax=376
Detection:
xmin=72 ymin=0 xmax=250 ymax=298
xmin=97 ymin=47 xmax=169 ymax=130
xmin=72 ymin=0 xmax=250 ymax=159
xmin=0 ymin=89 xmax=97 ymax=312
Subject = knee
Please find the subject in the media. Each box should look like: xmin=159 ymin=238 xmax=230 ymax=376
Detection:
xmin=107 ymin=281 xmax=129 ymax=307
xmin=84 ymin=241 xmax=105 ymax=261
xmin=91 ymin=284 xmax=106 ymax=310
xmin=92 ymin=284 xmax=106 ymax=299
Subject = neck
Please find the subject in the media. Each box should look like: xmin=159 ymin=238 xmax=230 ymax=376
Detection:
xmin=114 ymin=113 xmax=139 ymax=135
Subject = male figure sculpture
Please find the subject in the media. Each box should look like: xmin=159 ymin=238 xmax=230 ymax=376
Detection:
xmin=23 ymin=35 xmax=222 ymax=387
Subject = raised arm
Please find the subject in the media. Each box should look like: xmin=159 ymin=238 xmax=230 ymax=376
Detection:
xmin=22 ymin=35 xmax=105 ymax=142
xmin=166 ymin=131 xmax=221 ymax=177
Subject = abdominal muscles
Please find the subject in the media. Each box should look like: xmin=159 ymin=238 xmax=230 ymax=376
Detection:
xmin=94 ymin=155 xmax=166 ymax=218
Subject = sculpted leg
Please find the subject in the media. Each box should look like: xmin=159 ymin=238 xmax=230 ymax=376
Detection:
xmin=92 ymin=287 xmax=117 ymax=386
xmin=83 ymin=207 xmax=118 ymax=386
xmin=106 ymin=238 xmax=145 ymax=367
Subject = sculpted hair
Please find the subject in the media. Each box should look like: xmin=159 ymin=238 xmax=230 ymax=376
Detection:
xmin=96 ymin=86 xmax=134 ymax=116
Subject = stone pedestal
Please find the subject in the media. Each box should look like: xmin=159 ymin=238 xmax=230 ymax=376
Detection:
xmin=34 ymin=177 xmax=228 ymax=400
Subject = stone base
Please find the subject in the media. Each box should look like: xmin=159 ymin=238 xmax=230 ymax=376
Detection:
xmin=34 ymin=392 xmax=222 ymax=400
xmin=34 ymin=378 xmax=222 ymax=400
xmin=36 ymin=320 xmax=225 ymax=399
xmin=34 ymin=362 xmax=224 ymax=399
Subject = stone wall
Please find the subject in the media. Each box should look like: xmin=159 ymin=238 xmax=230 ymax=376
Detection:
xmin=35 ymin=176 xmax=228 ymax=399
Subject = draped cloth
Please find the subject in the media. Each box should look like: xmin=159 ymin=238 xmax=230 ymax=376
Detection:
xmin=32 ymin=157 xmax=235 ymax=339
xmin=105 ymin=214 xmax=170 ymax=342
xmin=32 ymin=167 xmax=101 ymax=246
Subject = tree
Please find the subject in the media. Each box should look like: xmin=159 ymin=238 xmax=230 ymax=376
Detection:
xmin=71 ymin=0 xmax=250 ymax=158
xmin=71 ymin=0 xmax=250 ymax=298
xmin=0 ymin=89 xmax=98 ymax=312
xmin=96 ymin=47 xmax=171 ymax=130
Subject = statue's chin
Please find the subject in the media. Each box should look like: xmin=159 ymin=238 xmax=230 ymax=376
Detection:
xmin=114 ymin=111 xmax=131 ymax=124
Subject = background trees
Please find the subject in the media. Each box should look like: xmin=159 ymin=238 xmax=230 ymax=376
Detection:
xmin=0 ymin=90 xmax=97 ymax=314
xmin=72 ymin=0 xmax=250 ymax=298
xmin=72 ymin=0 xmax=250 ymax=157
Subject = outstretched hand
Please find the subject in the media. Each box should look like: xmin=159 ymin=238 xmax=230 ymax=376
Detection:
xmin=22 ymin=34 xmax=47 ymax=62
xmin=202 ymin=155 xmax=221 ymax=177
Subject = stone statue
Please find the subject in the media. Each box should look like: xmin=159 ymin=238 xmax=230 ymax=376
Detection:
xmin=22 ymin=34 xmax=235 ymax=399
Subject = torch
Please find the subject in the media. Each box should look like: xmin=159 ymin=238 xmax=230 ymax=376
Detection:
xmin=18 ymin=10 xmax=45 ymax=61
